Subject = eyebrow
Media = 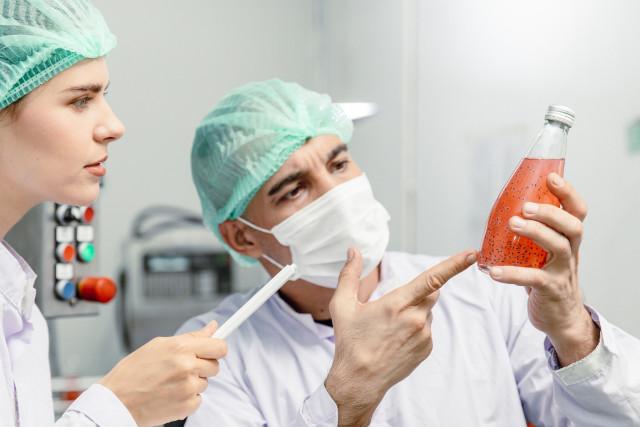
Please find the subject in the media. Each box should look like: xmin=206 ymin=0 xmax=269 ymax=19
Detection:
xmin=327 ymin=143 xmax=348 ymax=162
xmin=64 ymin=82 xmax=110 ymax=93
xmin=267 ymin=171 xmax=304 ymax=197
xmin=266 ymin=143 xmax=349 ymax=197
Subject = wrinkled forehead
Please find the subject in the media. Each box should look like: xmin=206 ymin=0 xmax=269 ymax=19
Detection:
xmin=261 ymin=134 xmax=347 ymax=189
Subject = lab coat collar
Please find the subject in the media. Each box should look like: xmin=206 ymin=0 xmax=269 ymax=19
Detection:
xmin=0 ymin=241 xmax=37 ymax=320
xmin=273 ymin=252 xmax=401 ymax=340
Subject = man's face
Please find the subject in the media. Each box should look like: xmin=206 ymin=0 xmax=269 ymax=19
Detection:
xmin=238 ymin=134 xmax=363 ymax=265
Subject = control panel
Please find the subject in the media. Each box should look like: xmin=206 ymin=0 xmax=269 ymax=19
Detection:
xmin=6 ymin=202 xmax=116 ymax=317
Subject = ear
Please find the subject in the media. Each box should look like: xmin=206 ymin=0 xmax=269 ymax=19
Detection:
xmin=218 ymin=220 xmax=263 ymax=259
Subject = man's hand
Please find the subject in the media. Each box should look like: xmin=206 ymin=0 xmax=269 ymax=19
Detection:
xmin=99 ymin=321 xmax=228 ymax=427
xmin=488 ymin=173 xmax=599 ymax=367
xmin=326 ymin=248 xmax=476 ymax=426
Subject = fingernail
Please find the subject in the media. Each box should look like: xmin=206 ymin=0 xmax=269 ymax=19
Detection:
xmin=510 ymin=216 xmax=526 ymax=229
xmin=347 ymin=248 xmax=354 ymax=261
xmin=523 ymin=202 xmax=538 ymax=215
xmin=551 ymin=174 xmax=564 ymax=187
xmin=490 ymin=267 xmax=502 ymax=279
xmin=466 ymin=252 xmax=477 ymax=263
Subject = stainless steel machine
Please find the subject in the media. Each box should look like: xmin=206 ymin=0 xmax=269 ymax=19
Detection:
xmin=119 ymin=206 xmax=263 ymax=351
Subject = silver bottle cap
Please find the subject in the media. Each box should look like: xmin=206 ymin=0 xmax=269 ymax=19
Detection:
xmin=545 ymin=105 xmax=575 ymax=128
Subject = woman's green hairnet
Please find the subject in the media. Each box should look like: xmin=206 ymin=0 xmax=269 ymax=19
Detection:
xmin=0 ymin=0 xmax=116 ymax=109
xmin=191 ymin=79 xmax=354 ymax=266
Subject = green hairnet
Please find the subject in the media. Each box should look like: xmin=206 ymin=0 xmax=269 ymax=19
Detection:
xmin=192 ymin=79 xmax=354 ymax=266
xmin=0 ymin=0 xmax=116 ymax=109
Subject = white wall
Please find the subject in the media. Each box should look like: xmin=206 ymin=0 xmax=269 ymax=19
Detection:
xmin=416 ymin=0 xmax=640 ymax=336
xmin=322 ymin=0 xmax=419 ymax=253
xmin=53 ymin=0 xmax=316 ymax=375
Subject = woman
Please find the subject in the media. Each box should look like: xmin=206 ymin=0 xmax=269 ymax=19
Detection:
xmin=0 ymin=1 xmax=227 ymax=426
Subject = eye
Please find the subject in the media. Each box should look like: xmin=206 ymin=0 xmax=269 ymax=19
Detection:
xmin=286 ymin=185 xmax=302 ymax=199
xmin=72 ymin=96 xmax=92 ymax=110
xmin=280 ymin=183 xmax=306 ymax=203
xmin=332 ymin=159 xmax=350 ymax=172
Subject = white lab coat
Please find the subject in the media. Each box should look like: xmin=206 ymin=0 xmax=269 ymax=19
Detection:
xmin=0 ymin=241 xmax=137 ymax=427
xmin=179 ymin=251 xmax=640 ymax=426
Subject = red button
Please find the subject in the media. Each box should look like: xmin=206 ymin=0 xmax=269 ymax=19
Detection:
xmin=56 ymin=244 xmax=76 ymax=263
xmin=77 ymin=277 xmax=117 ymax=303
xmin=80 ymin=206 xmax=95 ymax=224
xmin=62 ymin=390 xmax=82 ymax=401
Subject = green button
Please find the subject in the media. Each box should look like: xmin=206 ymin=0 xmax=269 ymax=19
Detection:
xmin=79 ymin=242 xmax=95 ymax=263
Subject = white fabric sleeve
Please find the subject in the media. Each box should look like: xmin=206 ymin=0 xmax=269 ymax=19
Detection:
xmin=56 ymin=384 xmax=137 ymax=427
xmin=185 ymin=358 xmax=267 ymax=427
xmin=494 ymin=279 xmax=640 ymax=426
xmin=297 ymin=384 xmax=339 ymax=426
xmin=543 ymin=307 xmax=640 ymax=426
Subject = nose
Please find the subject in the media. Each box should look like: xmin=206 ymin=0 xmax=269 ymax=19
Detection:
xmin=314 ymin=170 xmax=339 ymax=197
xmin=94 ymin=101 xmax=125 ymax=144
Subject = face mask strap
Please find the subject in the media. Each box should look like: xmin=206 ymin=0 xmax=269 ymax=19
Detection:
xmin=237 ymin=218 xmax=293 ymax=274
xmin=237 ymin=216 xmax=272 ymax=234
xmin=261 ymin=253 xmax=286 ymax=270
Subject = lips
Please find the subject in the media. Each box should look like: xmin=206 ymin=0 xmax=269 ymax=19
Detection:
xmin=85 ymin=155 xmax=108 ymax=168
xmin=85 ymin=155 xmax=108 ymax=177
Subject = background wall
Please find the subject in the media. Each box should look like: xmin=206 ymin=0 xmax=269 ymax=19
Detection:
xmin=414 ymin=0 xmax=640 ymax=337
xmin=52 ymin=0 xmax=639 ymax=376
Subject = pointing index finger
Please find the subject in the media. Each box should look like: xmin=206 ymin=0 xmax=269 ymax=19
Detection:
xmin=394 ymin=250 xmax=477 ymax=307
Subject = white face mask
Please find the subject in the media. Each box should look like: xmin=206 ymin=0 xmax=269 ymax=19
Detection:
xmin=238 ymin=174 xmax=390 ymax=288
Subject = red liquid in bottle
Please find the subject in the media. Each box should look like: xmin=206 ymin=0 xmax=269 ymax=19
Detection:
xmin=478 ymin=158 xmax=565 ymax=271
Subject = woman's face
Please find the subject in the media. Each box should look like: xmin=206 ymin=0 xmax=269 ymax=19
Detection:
xmin=0 ymin=57 xmax=124 ymax=207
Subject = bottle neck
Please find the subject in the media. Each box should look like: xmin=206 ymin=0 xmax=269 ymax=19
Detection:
xmin=526 ymin=120 xmax=570 ymax=159
xmin=546 ymin=119 xmax=571 ymax=132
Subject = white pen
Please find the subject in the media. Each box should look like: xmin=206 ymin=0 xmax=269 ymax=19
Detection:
xmin=212 ymin=264 xmax=298 ymax=340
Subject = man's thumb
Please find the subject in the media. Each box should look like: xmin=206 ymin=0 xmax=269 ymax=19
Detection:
xmin=333 ymin=247 xmax=363 ymax=302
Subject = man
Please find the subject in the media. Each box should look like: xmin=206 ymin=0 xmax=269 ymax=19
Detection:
xmin=180 ymin=79 xmax=640 ymax=425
